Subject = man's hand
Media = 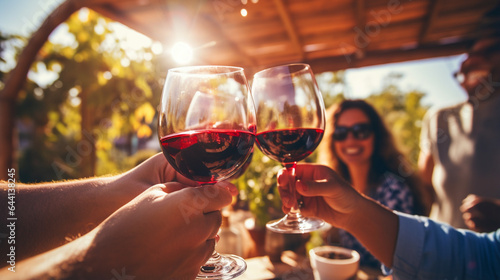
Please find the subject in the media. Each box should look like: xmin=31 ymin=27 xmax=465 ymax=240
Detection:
xmin=461 ymin=194 xmax=500 ymax=233
xmin=4 ymin=182 xmax=238 ymax=279
xmin=277 ymin=164 xmax=362 ymax=230
xmin=114 ymin=153 xmax=199 ymax=198
xmin=84 ymin=183 xmax=234 ymax=279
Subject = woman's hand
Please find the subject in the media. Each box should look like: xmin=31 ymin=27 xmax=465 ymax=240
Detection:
xmin=277 ymin=163 xmax=362 ymax=230
xmin=278 ymin=163 xmax=398 ymax=267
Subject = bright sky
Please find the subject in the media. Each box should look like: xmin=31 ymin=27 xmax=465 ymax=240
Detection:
xmin=0 ymin=0 xmax=468 ymax=110
xmin=344 ymin=55 xmax=467 ymax=108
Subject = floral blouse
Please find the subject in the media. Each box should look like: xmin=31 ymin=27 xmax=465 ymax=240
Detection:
xmin=336 ymin=172 xmax=415 ymax=268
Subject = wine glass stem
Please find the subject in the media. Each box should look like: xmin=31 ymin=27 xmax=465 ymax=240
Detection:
xmin=284 ymin=162 xmax=304 ymax=223
xmin=199 ymin=182 xmax=222 ymax=272
xmin=201 ymin=250 xmax=222 ymax=270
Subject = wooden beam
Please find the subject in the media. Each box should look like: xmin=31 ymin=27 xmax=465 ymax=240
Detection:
xmin=273 ymin=0 xmax=304 ymax=60
xmin=198 ymin=15 xmax=256 ymax=67
xmin=84 ymin=0 xmax=139 ymax=5
xmin=306 ymin=41 xmax=471 ymax=74
xmin=90 ymin=3 xmax=156 ymax=39
xmin=419 ymin=0 xmax=442 ymax=44
xmin=353 ymin=0 xmax=366 ymax=58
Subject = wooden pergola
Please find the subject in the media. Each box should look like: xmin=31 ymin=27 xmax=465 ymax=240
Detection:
xmin=89 ymin=0 xmax=499 ymax=74
xmin=1 ymin=0 xmax=499 ymax=178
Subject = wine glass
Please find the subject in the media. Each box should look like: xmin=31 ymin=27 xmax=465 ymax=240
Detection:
xmin=251 ymin=63 xmax=326 ymax=234
xmin=158 ymin=65 xmax=255 ymax=279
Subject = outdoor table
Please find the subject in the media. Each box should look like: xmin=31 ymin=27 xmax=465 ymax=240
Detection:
xmin=239 ymin=250 xmax=389 ymax=280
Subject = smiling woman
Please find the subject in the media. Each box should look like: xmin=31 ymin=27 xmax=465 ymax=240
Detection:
xmin=317 ymin=99 xmax=429 ymax=269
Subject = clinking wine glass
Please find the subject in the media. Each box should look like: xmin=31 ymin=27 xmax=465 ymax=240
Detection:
xmin=158 ymin=66 xmax=256 ymax=279
xmin=251 ymin=63 xmax=326 ymax=234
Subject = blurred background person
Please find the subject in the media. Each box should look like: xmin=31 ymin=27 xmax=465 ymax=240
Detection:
xmin=418 ymin=33 xmax=500 ymax=232
xmin=317 ymin=99 xmax=430 ymax=268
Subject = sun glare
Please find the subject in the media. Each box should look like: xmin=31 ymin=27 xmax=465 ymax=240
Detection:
xmin=151 ymin=42 xmax=163 ymax=55
xmin=78 ymin=8 xmax=90 ymax=22
xmin=171 ymin=42 xmax=193 ymax=65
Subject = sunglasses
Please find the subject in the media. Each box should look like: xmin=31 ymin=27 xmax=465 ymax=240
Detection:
xmin=333 ymin=123 xmax=373 ymax=141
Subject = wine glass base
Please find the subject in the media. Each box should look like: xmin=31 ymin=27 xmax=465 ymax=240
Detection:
xmin=266 ymin=216 xmax=325 ymax=234
xmin=196 ymin=254 xmax=247 ymax=279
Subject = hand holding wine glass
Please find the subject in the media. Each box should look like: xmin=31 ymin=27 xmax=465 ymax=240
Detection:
xmin=158 ymin=66 xmax=255 ymax=279
xmin=252 ymin=63 xmax=326 ymax=233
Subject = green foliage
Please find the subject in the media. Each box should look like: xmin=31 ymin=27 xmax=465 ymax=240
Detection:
xmin=366 ymin=85 xmax=428 ymax=166
xmin=0 ymin=32 xmax=26 ymax=88
xmin=12 ymin=9 xmax=167 ymax=181
xmin=232 ymin=149 xmax=283 ymax=227
xmin=316 ymin=70 xmax=346 ymax=109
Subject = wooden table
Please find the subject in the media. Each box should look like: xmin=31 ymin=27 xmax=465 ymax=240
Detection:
xmin=239 ymin=251 xmax=388 ymax=280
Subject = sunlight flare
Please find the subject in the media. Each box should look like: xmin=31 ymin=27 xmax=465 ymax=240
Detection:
xmin=171 ymin=42 xmax=193 ymax=65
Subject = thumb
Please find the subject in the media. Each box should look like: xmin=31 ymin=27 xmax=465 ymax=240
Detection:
xmin=296 ymin=172 xmax=361 ymax=216
xmin=295 ymin=178 xmax=342 ymax=198
xmin=294 ymin=164 xmax=351 ymax=197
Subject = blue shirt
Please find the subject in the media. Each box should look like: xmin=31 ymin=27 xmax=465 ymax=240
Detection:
xmin=384 ymin=212 xmax=500 ymax=279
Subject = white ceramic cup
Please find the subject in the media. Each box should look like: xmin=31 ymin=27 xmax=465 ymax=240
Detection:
xmin=309 ymin=246 xmax=360 ymax=280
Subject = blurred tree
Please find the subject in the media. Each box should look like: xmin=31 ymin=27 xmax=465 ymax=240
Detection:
xmin=1 ymin=33 xmax=29 ymax=83
xmin=0 ymin=0 xmax=82 ymax=181
xmin=0 ymin=33 xmax=9 ymax=80
xmin=366 ymin=73 xmax=428 ymax=166
xmin=232 ymin=149 xmax=283 ymax=227
xmin=14 ymin=9 xmax=166 ymax=182
xmin=316 ymin=70 xmax=346 ymax=109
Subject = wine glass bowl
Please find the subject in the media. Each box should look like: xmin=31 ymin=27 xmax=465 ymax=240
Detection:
xmin=159 ymin=66 xmax=255 ymax=185
xmin=158 ymin=65 xmax=254 ymax=279
xmin=252 ymin=63 xmax=326 ymax=234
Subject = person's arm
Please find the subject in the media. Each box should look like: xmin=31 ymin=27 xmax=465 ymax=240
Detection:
xmin=0 ymin=153 xmax=197 ymax=262
xmin=390 ymin=213 xmax=500 ymax=279
xmin=417 ymin=149 xmax=435 ymax=209
xmin=279 ymin=164 xmax=500 ymax=279
xmin=0 ymin=176 xmax=117 ymax=263
xmin=417 ymin=110 xmax=436 ymax=211
xmin=0 ymin=182 xmax=236 ymax=279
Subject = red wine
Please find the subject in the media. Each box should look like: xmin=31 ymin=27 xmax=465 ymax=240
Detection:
xmin=160 ymin=129 xmax=255 ymax=184
xmin=227 ymin=149 xmax=253 ymax=181
xmin=256 ymin=128 xmax=324 ymax=163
